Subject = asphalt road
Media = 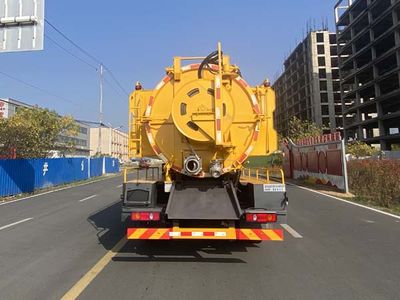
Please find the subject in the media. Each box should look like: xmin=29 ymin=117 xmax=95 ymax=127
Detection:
xmin=0 ymin=175 xmax=399 ymax=300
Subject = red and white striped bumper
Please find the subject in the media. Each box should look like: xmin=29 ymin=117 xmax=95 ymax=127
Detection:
xmin=127 ymin=228 xmax=283 ymax=241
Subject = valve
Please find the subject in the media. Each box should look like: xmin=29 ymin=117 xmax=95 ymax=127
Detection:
xmin=183 ymin=155 xmax=202 ymax=176
xmin=209 ymin=160 xmax=223 ymax=178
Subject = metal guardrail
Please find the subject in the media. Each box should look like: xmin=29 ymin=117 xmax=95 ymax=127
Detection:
xmin=122 ymin=166 xmax=285 ymax=185
xmin=241 ymin=167 xmax=285 ymax=184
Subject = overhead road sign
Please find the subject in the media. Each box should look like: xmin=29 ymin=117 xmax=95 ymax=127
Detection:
xmin=0 ymin=0 xmax=44 ymax=52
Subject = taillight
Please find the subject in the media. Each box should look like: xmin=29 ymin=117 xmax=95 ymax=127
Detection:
xmin=245 ymin=213 xmax=277 ymax=223
xmin=131 ymin=212 xmax=160 ymax=221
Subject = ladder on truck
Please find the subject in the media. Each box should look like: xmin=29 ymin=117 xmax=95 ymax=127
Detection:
xmin=129 ymin=93 xmax=142 ymax=157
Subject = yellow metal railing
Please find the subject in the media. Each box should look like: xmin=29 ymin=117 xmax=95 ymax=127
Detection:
xmin=122 ymin=166 xmax=284 ymax=185
xmin=241 ymin=167 xmax=285 ymax=184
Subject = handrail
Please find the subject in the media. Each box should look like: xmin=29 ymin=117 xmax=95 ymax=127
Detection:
xmin=242 ymin=167 xmax=285 ymax=185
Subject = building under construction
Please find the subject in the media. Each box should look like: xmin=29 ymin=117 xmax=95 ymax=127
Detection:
xmin=274 ymin=30 xmax=343 ymax=137
xmin=335 ymin=0 xmax=400 ymax=150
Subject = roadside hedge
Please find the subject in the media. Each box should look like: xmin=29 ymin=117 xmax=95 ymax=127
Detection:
xmin=246 ymin=153 xmax=283 ymax=168
xmin=347 ymin=159 xmax=400 ymax=208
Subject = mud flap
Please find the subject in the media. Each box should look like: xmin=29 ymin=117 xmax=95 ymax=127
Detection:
xmin=165 ymin=181 xmax=242 ymax=220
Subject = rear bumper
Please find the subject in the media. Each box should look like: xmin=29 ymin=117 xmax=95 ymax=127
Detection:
xmin=127 ymin=227 xmax=283 ymax=241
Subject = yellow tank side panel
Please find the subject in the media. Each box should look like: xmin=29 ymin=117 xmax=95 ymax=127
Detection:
xmin=266 ymin=87 xmax=278 ymax=153
xmin=129 ymin=90 xmax=154 ymax=158
xmin=249 ymin=87 xmax=278 ymax=156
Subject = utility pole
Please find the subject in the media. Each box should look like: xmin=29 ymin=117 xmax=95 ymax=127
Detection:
xmin=97 ymin=63 xmax=104 ymax=154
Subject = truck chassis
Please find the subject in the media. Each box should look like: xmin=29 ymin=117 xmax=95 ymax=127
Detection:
xmin=121 ymin=166 xmax=288 ymax=242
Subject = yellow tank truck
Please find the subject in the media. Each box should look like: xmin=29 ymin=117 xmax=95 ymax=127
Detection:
xmin=122 ymin=44 xmax=287 ymax=242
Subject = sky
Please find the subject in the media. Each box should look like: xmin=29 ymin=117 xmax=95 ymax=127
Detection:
xmin=0 ymin=0 xmax=339 ymax=130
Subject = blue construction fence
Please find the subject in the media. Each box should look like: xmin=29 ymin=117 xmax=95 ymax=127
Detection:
xmin=0 ymin=157 xmax=119 ymax=197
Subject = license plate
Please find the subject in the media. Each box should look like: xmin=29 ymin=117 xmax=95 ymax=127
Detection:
xmin=263 ymin=184 xmax=286 ymax=192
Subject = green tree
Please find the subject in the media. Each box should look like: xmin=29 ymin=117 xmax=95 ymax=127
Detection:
xmin=346 ymin=141 xmax=379 ymax=158
xmin=0 ymin=107 xmax=78 ymax=158
xmin=286 ymin=117 xmax=323 ymax=142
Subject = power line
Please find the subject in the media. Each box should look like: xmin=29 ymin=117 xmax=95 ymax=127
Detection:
xmin=45 ymin=19 xmax=102 ymax=65
xmin=104 ymin=77 xmax=127 ymax=101
xmin=0 ymin=70 xmax=79 ymax=106
xmin=45 ymin=35 xmax=126 ymax=102
xmin=45 ymin=19 xmax=129 ymax=99
xmin=45 ymin=34 xmax=98 ymax=71
xmin=0 ymin=70 xmax=100 ymax=116
xmin=103 ymin=66 xmax=129 ymax=96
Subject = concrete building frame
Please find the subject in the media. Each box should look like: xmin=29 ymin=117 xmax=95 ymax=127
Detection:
xmin=335 ymin=0 xmax=400 ymax=150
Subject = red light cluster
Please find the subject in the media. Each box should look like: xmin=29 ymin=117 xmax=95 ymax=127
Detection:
xmin=245 ymin=213 xmax=277 ymax=223
xmin=131 ymin=212 xmax=160 ymax=221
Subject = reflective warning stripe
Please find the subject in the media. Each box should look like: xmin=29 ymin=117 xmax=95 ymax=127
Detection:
xmin=158 ymin=153 xmax=168 ymax=163
xmin=127 ymin=228 xmax=170 ymax=240
xmin=155 ymin=75 xmax=171 ymax=90
xmin=214 ymin=75 xmax=223 ymax=145
xmin=152 ymin=144 xmax=161 ymax=155
xmin=215 ymin=106 xmax=222 ymax=144
xmin=127 ymin=228 xmax=283 ymax=241
xmin=146 ymin=75 xmax=171 ymax=162
xmin=145 ymin=96 xmax=155 ymax=117
xmin=236 ymin=121 xmax=260 ymax=165
xmin=235 ymin=229 xmax=283 ymax=241
xmin=215 ymin=76 xmax=221 ymax=97
xmin=144 ymin=123 xmax=166 ymax=162
xmin=181 ymin=64 xmax=201 ymax=71
xmin=181 ymin=65 xmax=190 ymax=71
xmin=237 ymin=77 xmax=249 ymax=88
xmin=235 ymin=76 xmax=260 ymax=115
xmin=251 ymin=95 xmax=261 ymax=114
xmin=237 ymin=153 xmax=248 ymax=164
xmin=233 ymin=76 xmax=261 ymax=166
xmin=145 ymin=123 xmax=154 ymax=145
xmin=171 ymin=231 xmax=227 ymax=238
xmin=146 ymin=65 xmax=204 ymax=163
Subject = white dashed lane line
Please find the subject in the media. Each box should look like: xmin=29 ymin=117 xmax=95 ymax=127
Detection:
xmin=281 ymin=224 xmax=303 ymax=238
xmin=0 ymin=218 xmax=34 ymax=231
xmin=78 ymin=195 xmax=97 ymax=203
xmin=0 ymin=174 xmax=120 ymax=207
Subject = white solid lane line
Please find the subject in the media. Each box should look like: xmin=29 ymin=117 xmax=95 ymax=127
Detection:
xmin=281 ymin=224 xmax=303 ymax=238
xmin=289 ymin=183 xmax=400 ymax=221
xmin=0 ymin=218 xmax=34 ymax=231
xmin=79 ymin=195 xmax=97 ymax=203
xmin=116 ymin=184 xmax=122 ymax=188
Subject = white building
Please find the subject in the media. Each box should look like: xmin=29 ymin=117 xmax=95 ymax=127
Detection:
xmin=0 ymin=97 xmax=31 ymax=118
xmin=89 ymin=127 xmax=128 ymax=162
xmin=0 ymin=97 xmax=91 ymax=157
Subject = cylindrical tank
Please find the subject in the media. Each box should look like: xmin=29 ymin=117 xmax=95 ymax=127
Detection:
xmin=130 ymin=48 xmax=277 ymax=178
